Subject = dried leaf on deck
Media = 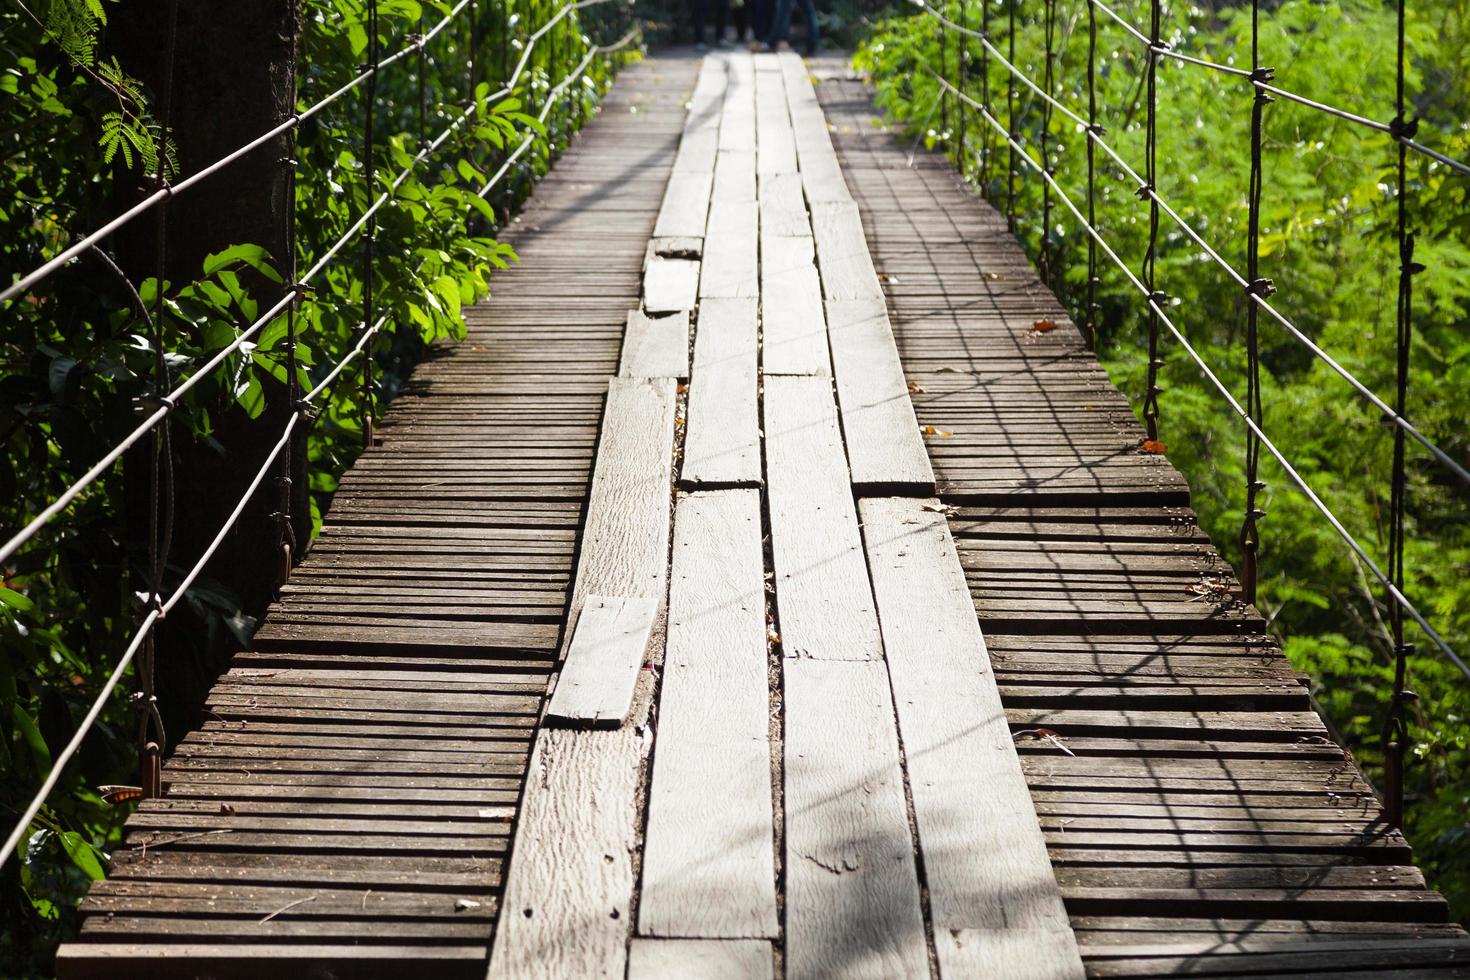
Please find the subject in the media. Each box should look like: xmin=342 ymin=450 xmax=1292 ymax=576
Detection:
xmin=922 ymin=425 xmax=953 ymax=437
xmin=1140 ymin=439 xmax=1167 ymax=455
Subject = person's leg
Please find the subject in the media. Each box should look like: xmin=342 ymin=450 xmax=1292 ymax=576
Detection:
xmin=733 ymin=0 xmax=747 ymax=41
xmin=714 ymin=0 xmax=729 ymax=44
xmin=752 ymin=0 xmax=774 ymax=43
xmin=691 ymin=0 xmax=707 ymax=45
xmin=765 ymin=0 xmax=794 ymax=45
xmin=800 ymin=0 xmax=818 ymax=52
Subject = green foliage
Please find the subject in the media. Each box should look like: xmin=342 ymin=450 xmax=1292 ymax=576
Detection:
xmin=1 ymin=0 xmax=635 ymax=970
xmin=859 ymin=0 xmax=1470 ymax=919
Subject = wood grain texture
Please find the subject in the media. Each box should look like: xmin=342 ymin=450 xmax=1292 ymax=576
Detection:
xmin=645 ymin=257 xmax=700 ymax=314
xmin=640 ymin=491 xmax=778 ymax=938
xmin=545 ymin=596 xmax=659 ymax=729
xmin=782 ymin=657 xmax=927 ymax=980
xmin=628 ymin=939 xmax=773 ymax=979
xmin=760 ymin=261 xmax=830 ymax=376
xmin=811 ymin=201 xmax=883 ymax=302
xmin=570 ymin=377 xmax=677 ymax=609
xmin=486 ymin=728 xmax=641 ymax=980
xmin=827 ymin=299 xmax=935 ymax=493
xmin=653 ymin=171 xmax=714 ymax=240
xmin=701 ymin=199 xmax=759 ymax=299
xmin=620 ymin=310 xmax=691 ymax=380
xmin=763 ymin=376 xmax=881 ymax=662
xmin=755 ymin=61 xmax=797 ymax=176
xmin=681 ymin=298 xmax=761 ymax=488
xmin=860 ymin=497 xmax=1083 ymax=977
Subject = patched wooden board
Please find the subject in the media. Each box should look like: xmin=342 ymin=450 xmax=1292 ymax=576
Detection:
xmin=545 ymin=596 xmax=659 ymax=729
xmin=640 ymin=491 xmax=777 ymax=938
xmin=860 ymin=497 xmax=1083 ymax=977
xmin=719 ymin=54 xmax=755 ymax=152
xmin=759 ymin=172 xmax=811 ymax=238
xmin=628 ymin=939 xmax=773 ymax=979
xmin=755 ymin=67 xmax=797 ymax=176
xmin=761 ymin=261 xmax=830 ymax=377
xmin=486 ymin=729 xmax=641 ymax=979
xmin=763 ymin=377 xmax=881 ymax=661
xmin=714 ymin=150 xmax=757 ymax=202
xmin=782 ymin=657 xmax=927 ymax=980
xmin=620 ymin=310 xmax=691 ymax=381
xmin=682 ymin=298 xmax=761 ymax=488
xmin=826 ymin=298 xmax=935 ymax=493
xmin=645 ymin=257 xmax=700 ymax=314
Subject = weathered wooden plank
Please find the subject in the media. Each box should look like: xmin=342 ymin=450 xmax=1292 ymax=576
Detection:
xmin=758 ymin=171 xmax=810 ymax=238
xmin=718 ymin=54 xmax=756 ymax=153
xmin=544 ymin=596 xmax=658 ymax=728
xmin=628 ymin=939 xmax=773 ymax=979
xmin=811 ymin=201 xmax=883 ymax=302
xmin=645 ymin=257 xmax=700 ymax=314
xmin=755 ymin=66 xmax=797 ymax=176
xmin=681 ymin=298 xmax=761 ymax=488
xmin=861 ymin=497 xmax=1083 ymax=977
xmin=782 ymin=657 xmax=927 ymax=980
xmin=828 ymin=299 xmax=935 ymax=493
xmin=620 ymin=310 xmax=691 ymax=380
xmin=760 ymin=261 xmax=830 ymax=376
xmin=763 ymin=376 xmax=881 ymax=661
xmin=713 ymin=150 xmax=757 ymax=202
xmin=701 ymin=199 xmax=759 ymax=299
xmin=640 ymin=491 xmax=778 ymax=939
xmin=486 ymin=729 xmax=641 ymax=980
xmin=570 ymin=376 xmax=677 ymax=607
xmin=653 ymin=171 xmax=714 ymax=240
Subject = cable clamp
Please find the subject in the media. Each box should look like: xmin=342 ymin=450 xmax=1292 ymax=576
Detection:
xmin=1086 ymin=122 xmax=1107 ymax=136
xmin=1249 ymin=479 xmax=1267 ymax=491
xmin=1147 ymin=290 xmax=1168 ymax=306
xmin=1134 ymin=182 xmax=1154 ymax=200
xmin=278 ymin=156 xmax=299 ymax=168
xmin=1246 ymin=277 xmax=1276 ymax=298
xmin=1248 ymin=66 xmax=1275 ymax=83
xmin=1389 ymin=114 xmax=1419 ymax=140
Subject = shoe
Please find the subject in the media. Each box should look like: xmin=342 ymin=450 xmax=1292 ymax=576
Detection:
xmin=696 ymin=41 xmax=709 ymax=52
xmin=747 ymin=39 xmax=766 ymax=51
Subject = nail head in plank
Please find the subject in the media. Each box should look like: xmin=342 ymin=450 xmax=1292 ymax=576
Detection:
xmin=628 ymin=939 xmax=773 ymax=980
xmin=860 ymin=497 xmax=1083 ymax=976
xmin=486 ymin=728 xmax=640 ymax=980
xmin=783 ymin=657 xmax=928 ymax=980
xmin=827 ymin=299 xmax=935 ymax=494
xmin=764 ymin=376 xmax=881 ymax=661
xmin=640 ymin=491 xmax=778 ymax=938
xmin=645 ymin=258 xmax=701 ymax=315
xmin=545 ymin=596 xmax=659 ymax=729
xmin=620 ymin=310 xmax=692 ymax=381
xmin=682 ymin=299 xmax=762 ymax=488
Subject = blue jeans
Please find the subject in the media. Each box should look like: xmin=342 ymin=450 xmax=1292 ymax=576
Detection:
xmin=765 ymin=0 xmax=817 ymax=51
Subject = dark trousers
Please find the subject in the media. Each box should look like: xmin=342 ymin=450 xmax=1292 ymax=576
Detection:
xmin=691 ymin=0 xmax=728 ymax=43
xmin=765 ymin=0 xmax=817 ymax=51
xmin=748 ymin=0 xmax=774 ymax=42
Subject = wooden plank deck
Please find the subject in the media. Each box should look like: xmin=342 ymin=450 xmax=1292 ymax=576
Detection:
xmin=55 ymin=50 xmax=1468 ymax=980
xmin=55 ymin=53 xmax=699 ymax=980
xmin=813 ymin=58 xmax=1470 ymax=978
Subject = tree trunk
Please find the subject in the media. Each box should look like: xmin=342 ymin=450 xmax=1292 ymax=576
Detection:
xmin=111 ymin=0 xmax=308 ymax=743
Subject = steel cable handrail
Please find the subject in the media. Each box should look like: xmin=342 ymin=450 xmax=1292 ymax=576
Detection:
xmin=0 ymin=1 xmax=636 ymax=871
xmin=910 ymin=0 xmax=1470 ymax=490
xmin=0 ymin=0 xmax=479 ymax=307
xmin=934 ymin=70 xmax=1468 ymax=683
xmin=0 ymin=0 xmax=623 ymax=570
xmin=1086 ymin=0 xmax=1470 ymax=177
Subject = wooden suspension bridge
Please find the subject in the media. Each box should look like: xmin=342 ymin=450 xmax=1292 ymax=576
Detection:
xmin=52 ymin=50 xmax=1469 ymax=979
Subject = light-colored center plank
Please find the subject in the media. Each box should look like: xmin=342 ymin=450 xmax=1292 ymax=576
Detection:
xmin=628 ymin=939 xmax=774 ymax=979
xmin=681 ymin=298 xmax=761 ymax=488
xmin=639 ymin=491 xmax=778 ymax=939
xmin=763 ymin=376 xmax=881 ymax=662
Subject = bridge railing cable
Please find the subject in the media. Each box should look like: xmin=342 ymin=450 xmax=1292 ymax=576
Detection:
xmin=905 ymin=0 xmax=1467 ymax=829
xmin=0 ymin=0 xmax=638 ymax=871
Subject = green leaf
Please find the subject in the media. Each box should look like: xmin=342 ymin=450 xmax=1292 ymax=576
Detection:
xmin=203 ymin=244 xmax=282 ymax=284
xmin=12 ymin=704 xmax=50 ymax=774
xmin=58 ymin=833 xmax=105 ymax=880
xmin=0 ymin=588 xmax=36 ymax=615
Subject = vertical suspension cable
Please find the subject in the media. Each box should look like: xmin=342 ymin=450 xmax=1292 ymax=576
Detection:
xmin=1384 ymin=0 xmax=1422 ymax=831
xmin=1005 ymin=0 xmax=1018 ymax=229
xmin=1084 ymin=0 xmax=1098 ymax=348
xmin=138 ymin=0 xmax=182 ymax=802
xmin=980 ymin=0 xmax=992 ymax=194
xmin=939 ymin=0 xmax=948 ymax=141
xmin=361 ymin=0 xmax=379 ymax=447
xmin=957 ymin=0 xmax=967 ymax=176
xmin=1140 ymin=0 xmax=1162 ymax=441
xmin=1038 ymin=0 xmax=1055 ymax=285
xmin=419 ymin=11 xmax=428 ymax=148
xmin=279 ymin=8 xmax=303 ymax=591
xmin=1240 ymin=0 xmax=1272 ymax=607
